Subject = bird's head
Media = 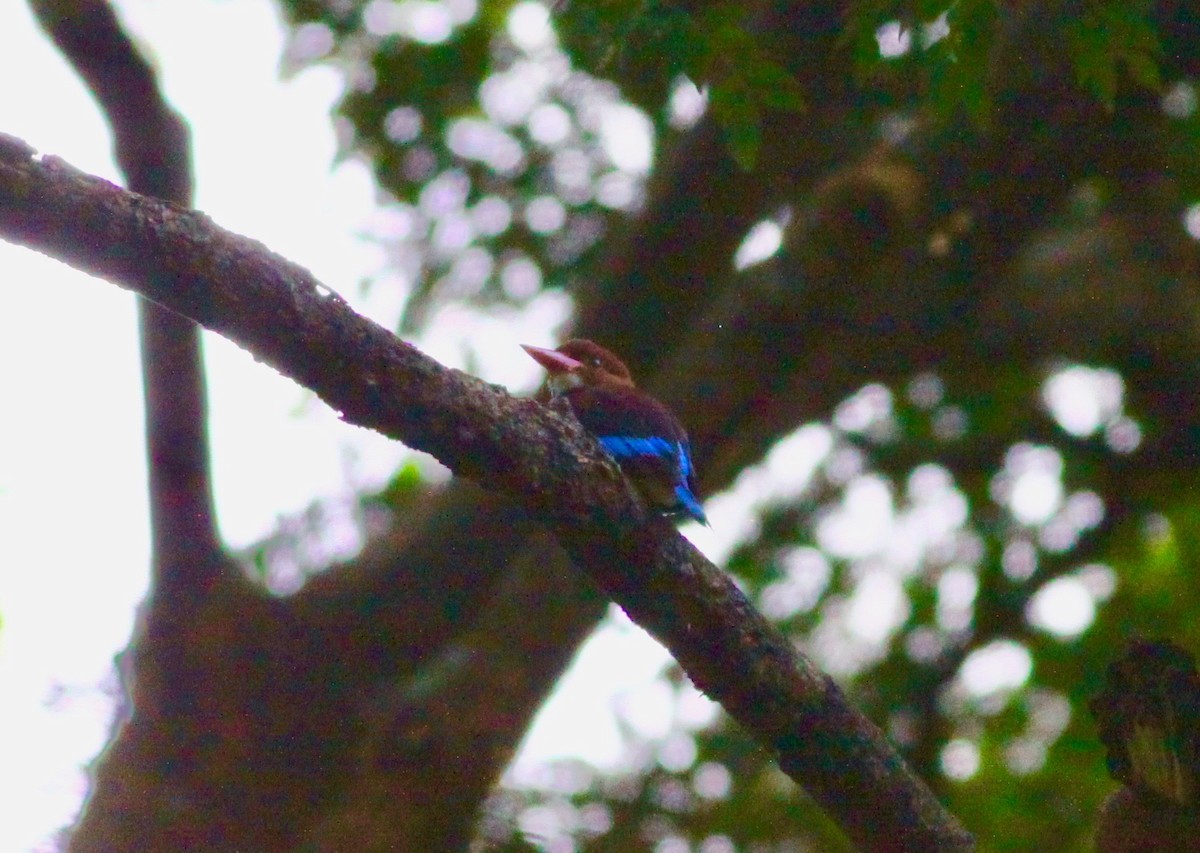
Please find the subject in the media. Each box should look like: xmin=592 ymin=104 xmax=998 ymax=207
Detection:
xmin=521 ymin=339 xmax=635 ymax=395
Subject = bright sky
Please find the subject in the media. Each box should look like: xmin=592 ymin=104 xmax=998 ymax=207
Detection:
xmin=0 ymin=2 xmax=703 ymax=849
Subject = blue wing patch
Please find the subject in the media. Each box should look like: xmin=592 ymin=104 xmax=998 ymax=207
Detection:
xmin=678 ymin=440 xmax=695 ymax=477
xmin=598 ymin=435 xmax=676 ymax=460
xmin=598 ymin=435 xmax=708 ymax=525
xmin=674 ymin=483 xmax=708 ymax=524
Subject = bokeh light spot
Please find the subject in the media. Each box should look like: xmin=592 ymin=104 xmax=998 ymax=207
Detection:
xmin=1027 ymin=575 xmax=1095 ymax=638
xmin=960 ymin=640 xmax=1032 ymax=696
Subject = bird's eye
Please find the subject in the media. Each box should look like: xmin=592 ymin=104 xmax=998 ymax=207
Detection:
xmin=590 ymin=358 xmax=601 ymax=367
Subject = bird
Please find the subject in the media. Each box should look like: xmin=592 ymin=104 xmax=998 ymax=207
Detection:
xmin=521 ymin=339 xmax=708 ymax=525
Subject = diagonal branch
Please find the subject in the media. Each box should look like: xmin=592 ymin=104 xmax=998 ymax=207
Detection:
xmin=0 ymin=135 xmax=972 ymax=851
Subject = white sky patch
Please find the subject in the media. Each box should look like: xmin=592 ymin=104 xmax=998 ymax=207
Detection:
xmin=444 ymin=0 xmax=479 ymax=25
xmin=810 ymin=595 xmax=896 ymax=677
xmin=1105 ymin=415 xmax=1142 ymax=453
xmin=481 ymin=60 xmax=555 ymax=126
xmin=417 ymin=287 xmax=573 ymax=387
xmin=816 ymin=474 xmax=895 ymax=558
xmin=364 ymin=0 xmax=456 ymax=43
xmin=876 ymin=21 xmax=912 ymax=58
xmin=448 ymin=117 xmax=524 ymax=172
xmin=733 ymin=219 xmax=783 ymax=270
xmin=0 ymin=7 xmax=152 ymax=849
xmin=1026 ymin=575 xmax=1096 ymax=638
xmin=385 ymin=105 xmax=424 ymax=143
xmin=1042 ymin=365 xmax=1123 ymax=437
xmin=616 ymin=676 xmax=678 ymax=742
xmin=920 ymin=13 xmax=951 ymax=48
xmin=846 ymin=570 xmax=909 ymax=645
xmin=403 ymin=0 xmax=455 ymax=43
xmin=683 ymin=491 xmax=762 ymax=566
xmin=1185 ymin=203 xmax=1200 ymax=240
xmin=1006 ymin=738 xmax=1046 ymax=776
xmin=758 ymin=423 xmax=834 ymax=495
xmin=1006 ymin=689 xmax=1072 ymax=775
xmin=595 ymin=171 xmax=639 ymax=209
xmin=991 ymin=444 xmax=1064 ymax=526
xmin=1078 ymin=562 xmax=1117 ymax=600
xmin=1062 ymin=489 xmax=1104 ymax=531
xmin=834 ymin=383 xmax=894 ymax=434
xmin=509 ymin=609 xmax=672 ymax=775
xmin=693 ymin=761 xmax=732 ymax=800
xmin=1162 ymin=81 xmax=1197 ymax=119
xmin=669 ymin=77 xmax=707 ymax=129
xmin=676 ymin=686 xmax=721 ymax=731
xmin=1002 ymin=539 xmax=1038 ymax=581
xmin=472 ymin=194 xmax=514 ymax=236
xmin=907 ymin=372 xmax=944 ymax=408
xmin=888 ymin=464 xmax=969 ymax=574
xmin=363 ymin=0 xmax=403 ymax=35
xmin=941 ymin=738 xmax=980 ymax=780
xmin=959 ymin=640 xmax=1033 ymax=697
xmin=1009 ymin=468 xmax=1062 ymax=525
xmin=758 ymin=419 xmax=835 ymax=494
xmin=528 ymin=102 xmax=572 ymax=146
xmin=686 ymin=424 xmax=833 ymax=567
xmin=508 ymin=1 xmax=554 ymax=52
xmin=936 ymin=566 xmax=978 ymax=632
xmin=500 ymin=253 xmax=545 ymax=300
xmin=657 ymin=732 xmax=698 ymax=772
xmin=0 ymin=267 xmax=150 ymax=852
xmin=760 ymin=547 xmax=831 ymax=620
xmin=597 ymin=103 xmax=654 ymax=173
xmin=525 ymin=195 xmax=567 ymax=233
xmin=0 ymin=1 xmax=457 ymax=847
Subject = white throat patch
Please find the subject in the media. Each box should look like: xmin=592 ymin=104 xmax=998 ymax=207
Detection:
xmin=548 ymin=373 xmax=585 ymax=396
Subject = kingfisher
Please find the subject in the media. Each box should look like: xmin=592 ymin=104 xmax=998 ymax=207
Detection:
xmin=522 ymin=339 xmax=708 ymax=525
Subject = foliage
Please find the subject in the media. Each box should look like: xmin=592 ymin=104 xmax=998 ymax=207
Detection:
xmin=554 ymin=0 xmax=805 ymax=168
xmin=274 ymin=0 xmax=1176 ymax=331
xmin=1065 ymin=1 xmax=1164 ymax=107
xmin=264 ymin=0 xmax=1200 ymax=849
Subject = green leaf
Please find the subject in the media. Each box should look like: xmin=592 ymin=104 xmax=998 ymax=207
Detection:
xmin=709 ymin=81 xmax=763 ymax=169
xmin=744 ymin=59 xmax=807 ymax=111
xmin=1065 ymin=1 xmax=1163 ymax=108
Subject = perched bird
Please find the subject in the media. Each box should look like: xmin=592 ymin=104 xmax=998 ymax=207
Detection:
xmin=522 ymin=339 xmax=708 ymax=525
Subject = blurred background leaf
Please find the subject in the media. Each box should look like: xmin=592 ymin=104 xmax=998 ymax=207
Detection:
xmin=260 ymin=0 xmax=1200 ymax=849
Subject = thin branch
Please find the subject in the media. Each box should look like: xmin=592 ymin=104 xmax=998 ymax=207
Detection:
xmin=31 ymin=0 xmax=223 ymax=589
xmin=0 ymin=135 xmax=972 ymax=851
xmin=30 ymin=0 xmax=192 ymax=201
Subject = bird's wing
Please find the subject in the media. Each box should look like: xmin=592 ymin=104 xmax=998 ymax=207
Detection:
xmin=568 ymin=387 xmax=687 ymax=474
xmin=567 ymin=386 xmax=707 ymax=523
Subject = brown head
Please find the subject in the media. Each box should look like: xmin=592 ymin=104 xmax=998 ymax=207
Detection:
xmin=521 ymin=339 xmax=635 ymax=395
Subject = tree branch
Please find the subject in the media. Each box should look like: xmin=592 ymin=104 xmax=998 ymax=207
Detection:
xmin=307 ymin=530 xmax=606 ymax=850
xmin=31 ymin=0 xmax=224 ymax=590
xmin=0 ymin=135 xmax=972 ymax=851
xmin=315 ymin=2 xmax=894 ymax=806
